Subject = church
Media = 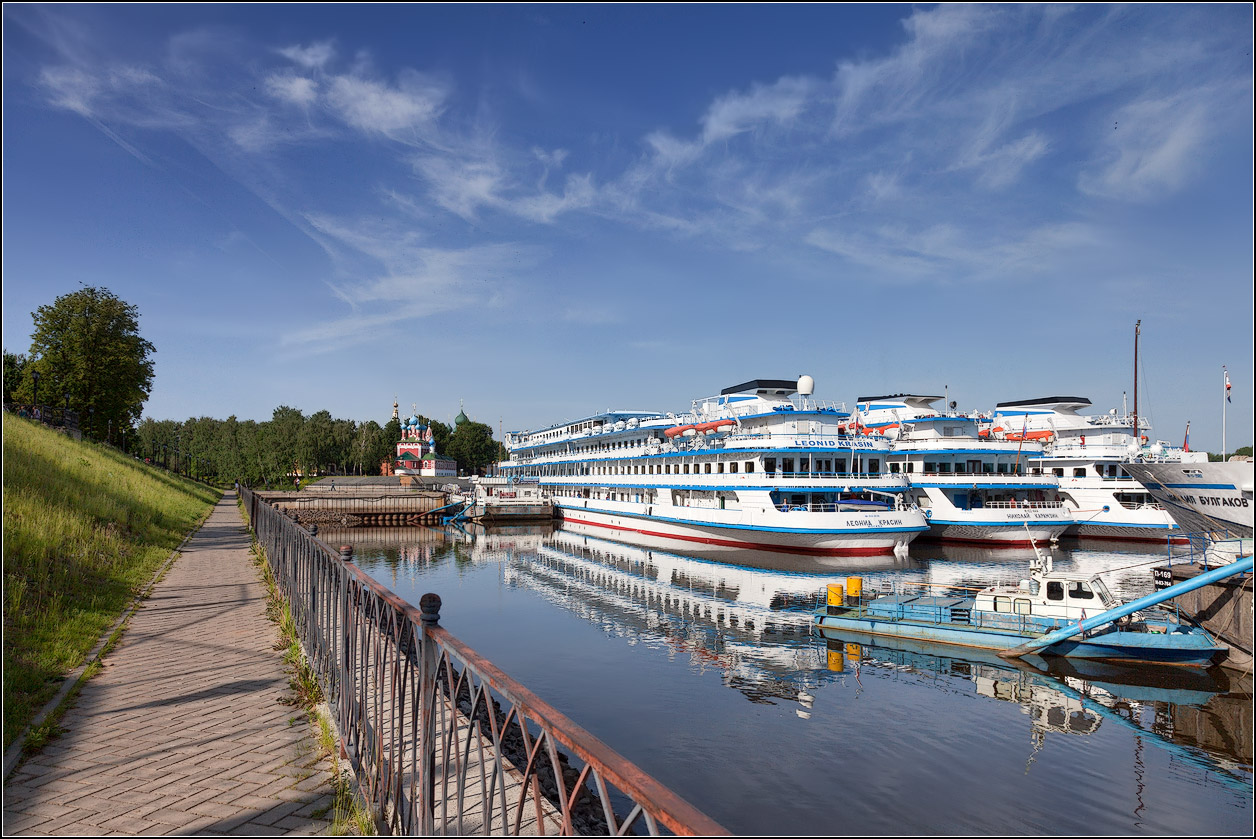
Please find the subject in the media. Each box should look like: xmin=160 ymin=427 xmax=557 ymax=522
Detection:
xmin=383 ymin=399 xmax=458 ymax=479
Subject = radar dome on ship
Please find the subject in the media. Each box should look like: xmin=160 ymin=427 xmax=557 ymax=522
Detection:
xmin=797 ymin=375 xmax=814 ymax=396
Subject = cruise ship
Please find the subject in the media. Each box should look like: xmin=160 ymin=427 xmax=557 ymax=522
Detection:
xmin=991 ymin=397 xmax=1202 ymax=542
xmin=498 ymin=377 xmax=928 ymax=557
xmin=856 ymin=395 xmax=1072 ymax=546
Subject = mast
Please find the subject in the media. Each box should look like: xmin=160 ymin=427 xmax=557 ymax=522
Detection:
xmin=1133 ymin=320 xmax=1140 ymax=443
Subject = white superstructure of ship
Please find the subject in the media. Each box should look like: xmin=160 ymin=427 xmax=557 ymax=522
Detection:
xmin=498 ymin=377 xmax=928 ymax=558
xmin=855 ymin=394 xmax=1072 ymax=546
xmin=991 ymin=397 xmax=1204 ymax=543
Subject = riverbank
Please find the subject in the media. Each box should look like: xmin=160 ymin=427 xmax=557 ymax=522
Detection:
xmin=2 ymin=415 xmax=219 ymax=749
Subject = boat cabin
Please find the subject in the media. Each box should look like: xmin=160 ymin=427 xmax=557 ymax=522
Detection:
xmin=972 ymin=559 xmax=1118 ymax=622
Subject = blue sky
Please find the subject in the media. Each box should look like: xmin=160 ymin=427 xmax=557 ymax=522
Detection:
xmin=3 ymin=4 xmax=1252 ymax=451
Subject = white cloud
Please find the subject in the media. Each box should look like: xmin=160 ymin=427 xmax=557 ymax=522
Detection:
xmin=701 ymin=76 xmax=814 ymax=144
xmin=265 ymin=73 xmax=319 ymax=107
xmin=1078 ymin=96 xmax=1210 ymax=201
xmin=278 ymin=41 xmax=337 ymax=70
xmin=326 ymin=71 xmax=446 ymax=137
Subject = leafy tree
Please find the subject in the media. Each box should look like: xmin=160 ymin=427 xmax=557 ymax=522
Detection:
xmin=447 ymin=420 xmax=502 ymax=475
xmin=3 ymin=350 xmax=28 ymax=404
xmin=15 ymin=287 xmax=155 ymax=439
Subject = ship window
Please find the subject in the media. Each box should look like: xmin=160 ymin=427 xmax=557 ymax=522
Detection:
xmin=1047 ymin=582 xmax=1064 ymax=601
xmin=684 ymin=464 xmax=690 ymax=474
xmin=997 ymin=463 xmax=1009 ymax=474
xmin=704 ymin=463 xmax=712 ymax=474
xmin=994 ymin=596 xmax=1012 ymax=612
xmin=1073 ymin=468 xmax=1086 ymax=478
xmin=765 ymin=457 xmax=777 ymax=473
xmin=782 ymin=458 xmax=794 ymax=474
xmin=745 ymin=462 xmax=754 ymax=473
xmin=730 ymin=462 xmax=739 ymax=473
xmin=955 ymin=463 xmax=965 ymax=474
xmin=890 ymin=463 xmax=900 ymax=473
xmin=1069 ymin=582 xmax=1094 ymax=600
xmin=938 ymin=463 xmax=951 ymax=473
xmin=836 ymin=458 xmax=847 ymax=474
xmin=925 ymin=462 xmax=937 ymax=473
xmin=717 ymin=463 xmax=725 ymax=473
xmin=1053 ymin=468 xmax=1064 ymax=477
xmin=906 ymin=462 xmax=914 ymax=473
xmin=1014 ymin=599 xmax=1032 ymax=615
xmin=868 ymin=459 xmax=879 ymax=473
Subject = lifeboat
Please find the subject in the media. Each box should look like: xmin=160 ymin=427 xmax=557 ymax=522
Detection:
xmin=664 ymin=424 xmax=696 ymax=439
xmin=695 ymin=420 xmax=734 ymax=435
xmin=1006 ymin=430 xmax=1054 ymax=443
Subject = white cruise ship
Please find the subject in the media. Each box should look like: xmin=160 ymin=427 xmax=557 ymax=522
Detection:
xmin=991 ymin=397 xmax=1203 ymax=543
xmin=856 ymin=395 xmax=1072 ymax=546
xmin=498 ymin=377 xmax=928 ymax=557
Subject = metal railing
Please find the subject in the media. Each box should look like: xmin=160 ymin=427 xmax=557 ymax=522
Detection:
xmin=241 ymin=487 xmax=726 ymax=836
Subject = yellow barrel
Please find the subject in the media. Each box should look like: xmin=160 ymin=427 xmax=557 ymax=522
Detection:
xmin=846 ymin=576 xmax=863 ymax=600
xmin=845 ymin=642 xmax=862 ymax=660
xmin=827 ymin=649 xmax=844 ymax=672
xmin=827 ymin=583 xmax=844 ymax=607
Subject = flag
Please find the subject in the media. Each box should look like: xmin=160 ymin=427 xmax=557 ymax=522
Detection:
xmin=1225 ymin=369 xmax=1231 ymax=403
xmin=1182 ymin=421 xmax=1190 ymax=452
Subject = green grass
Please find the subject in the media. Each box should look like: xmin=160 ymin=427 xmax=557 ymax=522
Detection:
xmin=2 ymin=414 xmax=219 ymax=749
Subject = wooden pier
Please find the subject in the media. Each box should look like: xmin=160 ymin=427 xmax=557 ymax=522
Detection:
xmin=257 ymin=487 xmax=457 ymax=526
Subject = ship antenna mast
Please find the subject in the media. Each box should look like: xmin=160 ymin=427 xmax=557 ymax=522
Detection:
xmin=1133 ymin=320 xmax=1140 ymax=440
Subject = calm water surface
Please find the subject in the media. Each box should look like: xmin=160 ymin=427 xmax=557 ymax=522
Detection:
xmin=326 ymin=522 xmax=1253 ymax=835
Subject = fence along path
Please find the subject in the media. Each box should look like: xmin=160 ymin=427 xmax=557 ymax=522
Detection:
xmin=246 ymin=487 xmax=728 ymax=836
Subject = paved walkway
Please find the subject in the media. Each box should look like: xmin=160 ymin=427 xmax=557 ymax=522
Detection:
xmin=2 ymin=492 xmax=342 ymax=836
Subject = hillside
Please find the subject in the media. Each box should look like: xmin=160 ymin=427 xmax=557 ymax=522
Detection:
xmin=3 ymin=415 xmax=220 ymax=748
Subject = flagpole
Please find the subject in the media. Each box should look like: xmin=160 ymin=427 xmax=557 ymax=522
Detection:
xmin=1221 ymin=365 xmax=1227 ymax=461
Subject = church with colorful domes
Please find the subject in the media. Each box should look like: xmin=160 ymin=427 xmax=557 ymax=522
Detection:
xmin=383 ymin=398 xmax=457 ymax=479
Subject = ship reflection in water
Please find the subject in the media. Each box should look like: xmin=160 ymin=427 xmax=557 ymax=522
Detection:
xmin=327 ymin=521 xmax=1253 ymax=835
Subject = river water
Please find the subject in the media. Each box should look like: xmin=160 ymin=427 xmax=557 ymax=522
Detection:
xmin=324 ymin=522 xmax=1253 ymax=835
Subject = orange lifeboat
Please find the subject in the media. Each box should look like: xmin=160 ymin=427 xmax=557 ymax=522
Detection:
xmin=665 ymin=425 xmax=696 ymax=439
xmin=695 ymin=420 xmax=723 ymax=435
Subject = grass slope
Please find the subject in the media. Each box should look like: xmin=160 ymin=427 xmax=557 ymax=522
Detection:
xmin=3 ymin=414 xmax=219 ymax=749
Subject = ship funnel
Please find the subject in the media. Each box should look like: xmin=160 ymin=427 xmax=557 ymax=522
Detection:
xmin=797 ymin=375 xmax=814 ymax=397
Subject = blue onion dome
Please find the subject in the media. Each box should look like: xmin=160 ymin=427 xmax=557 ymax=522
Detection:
xmin=454 ymin=408 xmax=469 ymax=426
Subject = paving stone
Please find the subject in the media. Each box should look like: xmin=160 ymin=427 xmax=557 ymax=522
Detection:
xmin=1 ymin=493 xmax=338 ymax=836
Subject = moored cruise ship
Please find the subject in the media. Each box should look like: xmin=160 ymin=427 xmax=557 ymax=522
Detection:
xmin=498 ymin=377 xmax=928 ymax=557
xmin=991 ymin=397 xmax=1203 ymax=542
xmin=856 ymin=394 xmax=1072 ymax=546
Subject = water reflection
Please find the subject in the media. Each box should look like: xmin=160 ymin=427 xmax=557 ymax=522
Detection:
xmin=816 ymin=628 xmax=1249 ymax=791
xmin=325 ymin=520 xmax=1253 ymax=833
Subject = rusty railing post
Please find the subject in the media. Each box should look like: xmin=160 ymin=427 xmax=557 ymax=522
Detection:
xmin=418 ymin=592 xmax=441 ymax=835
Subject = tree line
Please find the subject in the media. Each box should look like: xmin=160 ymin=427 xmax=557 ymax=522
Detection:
xmin=128 ymin=408 xmax=507 ymax=487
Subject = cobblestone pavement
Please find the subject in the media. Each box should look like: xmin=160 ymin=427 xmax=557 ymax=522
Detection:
xmin=2 ymin=492 xmax=342 ymax=836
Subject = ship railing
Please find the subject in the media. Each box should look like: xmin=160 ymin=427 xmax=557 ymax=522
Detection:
xmin=776 ymin=501 xmax=898 ymax=513
xmin=239 ymin=487 xmax=726 ymax=836
xmin=978 ymin=500 xmax=1066 ymax=510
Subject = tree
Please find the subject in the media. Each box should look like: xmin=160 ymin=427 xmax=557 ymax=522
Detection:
xmin=3 ymin=350 xmax=28 ymax=405
xmin=16 ymin=287 xmax=154 ymax=439
xmin=447 ymin=420 xmax=502 ymax=475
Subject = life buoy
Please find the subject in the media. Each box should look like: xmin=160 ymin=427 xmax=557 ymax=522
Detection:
xmin=1080 ymin=435 xmax=1085 ymax=446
